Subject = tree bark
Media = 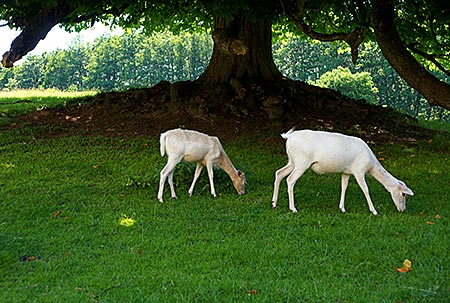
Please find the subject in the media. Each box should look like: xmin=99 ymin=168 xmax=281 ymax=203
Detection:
xmin=198 ymin=16 xmax=283 ymax=85
xmin=2 ymin=4 xmax=75 ymax=68
xmin=371 ymin=0 xmax=450 ymax=110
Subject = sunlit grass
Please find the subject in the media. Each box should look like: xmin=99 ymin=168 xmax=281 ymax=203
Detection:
xmin=119 ymin=215 xmax=136 ymax=227
xmin=0 ymin=89 xmax=97 ymax=119
xmin=0 ymin=88 xmax=96 ymax=99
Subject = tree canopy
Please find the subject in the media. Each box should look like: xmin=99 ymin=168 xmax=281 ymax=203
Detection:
xmin=1 ymin=0 xmax=449 ymax=109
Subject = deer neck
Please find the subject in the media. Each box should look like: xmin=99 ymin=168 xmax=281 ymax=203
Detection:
xmin=370 ymin=163 xmax=398 ymax=191
xmin=217 ymin=150 xmax=239 ymax=181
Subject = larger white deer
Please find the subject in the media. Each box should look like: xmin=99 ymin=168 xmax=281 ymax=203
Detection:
xmin=158 ymin=128 xmax=246 ymax=202
xmin=271 ymin=129 xmax=414 ymax=214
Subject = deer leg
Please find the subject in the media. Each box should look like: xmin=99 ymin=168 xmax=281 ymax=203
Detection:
xmin=188 ymin=163 xmax=204 ymax=196
xmin=339 ymin=174 xmax=351 ymax=212
xmin=206 ymin=162 xmax=216 ymax=197
xmin=354 ymin=174 xmax=378 ymax=215
xmin=285 ymin=163 xmax=309 ymax=213
xmin=158 ymin=157 xmax=181 ymax=202
xmin=271 ymin=161 xmax=294 ymax=209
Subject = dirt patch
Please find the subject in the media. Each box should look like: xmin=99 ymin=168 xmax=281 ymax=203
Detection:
xmin=9 ymin=81 xmax=436 ymax=145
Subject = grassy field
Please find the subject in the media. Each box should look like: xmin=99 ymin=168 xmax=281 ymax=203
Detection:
xmin=0 ymin=90 xmax=449 ymax=302
xmin=0 ymin=89 xmax=96 ymax=127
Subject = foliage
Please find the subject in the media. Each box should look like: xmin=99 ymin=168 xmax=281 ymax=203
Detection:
xmin=7 ymin=55 xmax=44 ymax=89
xmin=11 ymin=33 xmax=184 ymax=89
xmin=2 ymin=0 xmax=448 ymax=61
xmin=0 ymin=119 xmax=449 ymax=302
xmin=395 ymin=0 xmax=450 ymax=71
xmin=0 ymin=30 xmax=212 ymax=91
xmin=314 ymin=66 xmax=378 ymax=104
xmin=273 ymin=39 xmax=450 ymax=122
xmin=43 ymin=38 xmax=90 ymax=91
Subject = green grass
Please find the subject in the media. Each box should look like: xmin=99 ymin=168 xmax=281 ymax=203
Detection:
xmin=0 ymin=89 xmax=96 ymax=126
xmin=0 ymin=91 xmax=449 ymax=302
xmin=419 ymin=118 xmax=450 ymax=133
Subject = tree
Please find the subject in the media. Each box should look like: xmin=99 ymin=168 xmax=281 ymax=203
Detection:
xmin=0 ymin=66 xmax=13 ymax=89
xmin=314 ymin=66 xmax=378 ymax=104
xmin=85 ymin=35 xmax=130 ymax=91
xmin=7 ymin=55 xmax=44 ymax=89
xmin=1 ymin=0 xmax=449 ymax=110
xmin=42 ymin=39 xmax=89 ymax=90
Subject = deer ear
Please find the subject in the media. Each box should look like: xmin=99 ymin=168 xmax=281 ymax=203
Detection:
xmin=402 ymin=187 xmax=414 ymax=196
xmin=399 ymin=181 xmax=414 ymax=196
xmin=238 ymin=170 xmax=244 ymax=178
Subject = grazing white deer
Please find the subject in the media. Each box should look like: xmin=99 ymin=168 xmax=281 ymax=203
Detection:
xmin=271 ymin=129 xmax=414 ymax=214
xmin=158 ymin=128 xmax=246 ymax=202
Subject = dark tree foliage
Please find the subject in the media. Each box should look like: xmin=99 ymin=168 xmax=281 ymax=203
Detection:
xmin=1 ymin=0 xmax=449 ymax=109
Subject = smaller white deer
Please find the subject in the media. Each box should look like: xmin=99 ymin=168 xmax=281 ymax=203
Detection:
xmin=158 ymin=128 xmax=246 ymax=202
xmin=272 ymin=129 xmax=414 ymax=214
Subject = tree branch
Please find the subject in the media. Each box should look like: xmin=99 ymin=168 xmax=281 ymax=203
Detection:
xmin=287 ymin=0 xmax=365 ymax=64
xmin=371 ymin=0 xmax=450 ymax=109
xmin=407 ymin=44 xmax=450 ymax=77
xmin=2 ymin=4 xmax=76 ymax=68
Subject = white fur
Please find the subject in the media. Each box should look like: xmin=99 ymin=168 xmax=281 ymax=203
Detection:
xmin=271 ymin=129 xmax=414 ymax=214
xmin=158 ymin=128 xmax=246 ymax=202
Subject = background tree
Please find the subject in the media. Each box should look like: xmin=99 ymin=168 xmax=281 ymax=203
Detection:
xmin=313 ymin=66 xmax=378 ymax=104
xmin=85 ymin=35 xmax=128 ymax=91
xmin=7 ymin=55 xmax=44 ymax=89
xmin=1 ymin=0 xmax=449 ymax=111
xmin=0 ymin=66 xmax=13 ymax=89
xmin=42 ymin=39 xmax=89 ymax=90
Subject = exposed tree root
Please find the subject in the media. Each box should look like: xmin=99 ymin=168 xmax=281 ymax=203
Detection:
xmin=11 ymin=80 xmax=436 ymax=145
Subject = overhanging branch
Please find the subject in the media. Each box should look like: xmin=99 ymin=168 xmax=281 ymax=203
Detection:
xmin=407 ymin=44 xmax=450 ymax=77
xmin=372 ymin=0 xmax=450 ymax=109
xmin=287 ymin=0 xmax=365 ymax=64
xmin=0 ymin=0 xmax=130 ymax=68
xmin=2 ymin=4 xmax=76 ymax=68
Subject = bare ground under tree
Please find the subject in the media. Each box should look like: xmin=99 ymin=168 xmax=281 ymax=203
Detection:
xmin=9 ymin=80 xmax=437 ymax=146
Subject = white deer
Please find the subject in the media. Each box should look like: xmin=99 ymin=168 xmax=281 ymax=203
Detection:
xmin=158 ymin=128 xmax=246 ymax=202
xmin=272 ymin=129 xmax=414 ymax=214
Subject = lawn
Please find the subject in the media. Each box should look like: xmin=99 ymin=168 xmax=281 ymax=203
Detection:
xmin=0 ymin=91 xmax=449 ymax=302
xmin=0 ymin=89 xmax=96 ymax=127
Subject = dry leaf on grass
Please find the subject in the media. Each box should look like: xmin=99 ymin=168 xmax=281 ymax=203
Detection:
xmin=19 ymin=255 xmax=37 ymax=262
xmin=396 ymin=259 xmax=412 ymax=273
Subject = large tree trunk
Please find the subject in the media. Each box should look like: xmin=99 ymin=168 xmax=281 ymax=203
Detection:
xmin=198 ymin=16 xmax=283 ymax=85
xmin=169 ymin=15 xmax=285 ymax=115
